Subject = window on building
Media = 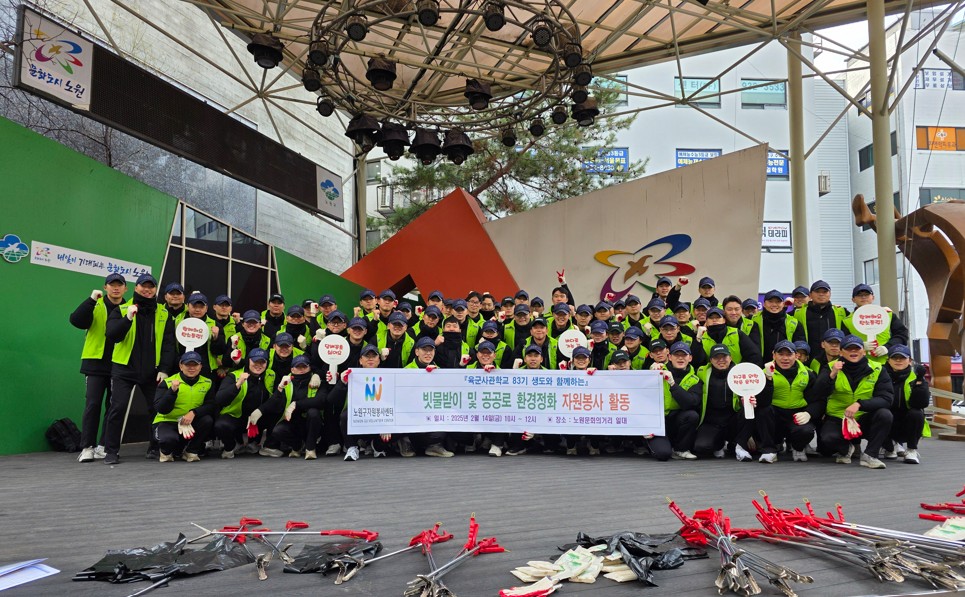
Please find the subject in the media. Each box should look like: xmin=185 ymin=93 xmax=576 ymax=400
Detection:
xmin=891 ymin=130 xmax=898 ymax=156
xmin=858 ymin=144 xmax=874 ymax=171
xmin=919 ymin=187 xmax=965 ymax=206
xmin=740 ymin=79 xmax=786 ymax=108
xmin=864 ymin=258 xmax=879 ymax=285
xmin=673 ymin=77 xmax=720 ymax=108
xmin=365 ymin=160 xmax=382 ymax=184
xmin=913 ymin=68 xmax=965 ymax=90
xmin=161 ymin=201 xmax=280 ymax=312
xmin=766 ymin=150 xmax=789 ymax=180
xmin=916 ymin=126 xmax=965 ymax=151
xmin=597 ymin=75 xmax=629 ymax=107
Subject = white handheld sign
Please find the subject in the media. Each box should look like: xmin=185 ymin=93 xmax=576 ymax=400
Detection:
xmin=175 ymin=318 xmax=210 ymax=349
xmin=727 ymin=362 xmax=766 ymax=419
xmin=318 ymin=334 xmax=350 ymax=384
xmin=557 ymin=329 xmax=588 ymax=358
xmin=852 ymin=304 xmax=889 ymax=337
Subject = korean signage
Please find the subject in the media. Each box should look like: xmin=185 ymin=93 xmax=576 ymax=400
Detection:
xmin=584 ymin=147 xmax=630 ymax=174
xmin=766 ymin=150 xmax=789 ymax=177
xmin=315 ymin=165 xmax=345 ymax=221
xmin=347 ymin=369 xmax=665 ymax=436
xmin=675 ymin=148 xmax=721 ymax=168
xmin=740 ymin=79 xmax=787 ymax=106
xmin=673 ymin=77 xmax=719 ymax=101
xmin=29 ymin=240 xmax=152 ymax=282
xmin=761 ymin=221 xmax=791 ymax=250
xmin=913 ymin=69 xmax=963 ymax=90
xmin=16 ymin=8 xmax=93 ymax=110
xmin=916 ymin=126 xmax=960 ymax=152
xmin=919 ymin=187 xmax=965 ymax=207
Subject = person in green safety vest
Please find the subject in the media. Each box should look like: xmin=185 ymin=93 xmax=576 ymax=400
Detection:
xmin=642 ymin=339 xmax=671 ymax=370
xmin=548 ymin=302 xmax=575 ymax=340
xmin=378 ymin=311 xmax=416 ymax=368
xmin=183 ymin=292 xmax=226 ymax=379
xmin=338 ymin=344 xmax=392 ymax=461
xmin=844 ymin=283 xmax=910 ymax=364
xmin=226 ymin=310 xmax=273 ymax=371
xmin=152 ymin=351 xmax=217 ymax=463
xmin=478 ymin=292 xmax=497 ymax=321
xmin=560 ymin=346 xmax=603 ymax=456
xmin=881 ymin=344 xmax=929 ymax=464
xmin=518 ymin=318 xmax=562 ymax=370
xmin=451 ymin=299 xmax=481 ymax=347
xmin=503 ymin=345 xmax=548 ymax=456
xmin=620 ymin=327 xmax=650 ymax=370
xmin=651 ymin=276 xmax=685 ymax=311
xmin=437 ymin=316 xmax=472 ymax=368
xmin=621 ymin=294 xmax=645 ymax=331
xmin=723 ymin=295 xmax=759 ymax=341
xmin=673 ymin=303 xmax=697 ymax=339
xmin=573 ymin=304 xmax=593 ymax=333
xmin=251 ymin=354 xmax=323 ymax=458
xmin=814 ymin=335 xmax=895 ymax=469
xmin=642 ymin=298 xmax=667 ymax=335
xmin=365 ymin=289 xmax=397 ymax=342
xmin=693 ymin=344 xmax=756 ymax=462
xmin=588 ymin=320 xmax=611 ymax=369
xmin=71 ymin=272 xmax=128 ymax=463
xmin=278 ymin=305 xmax=316 ymax=351
xmin=160 ymin=282 xmax=186 ymax=328
xmin=701 ymin=307 xmax=763 ymax=367
xmin=465 ymin=291 xmax=485 ymax=327
xmin=753 ymin=289 xmax=806 ymax=358
xmin=478 ymin=321 xmax=514 ymax=369
xmin=794 ymin=280 xmax=848 ymax=361
xmin=503 ymin=303 xmax=533 ymax=354
xmin=692 ymin=297 xmax=711 ymax=327
xmin=213 ymin=348 xmax=274 ymax=458
xmin=406 ymin=336 xmax=453 ymax=458
xmin=787 ymin=285 xmax=810 ymax=316
xmin=742 ymin=298 xmax=759 ymax=320
xmin=612 ymin=299 xmax=626 ymax=322
xmin=756 ymin=340 xmax=821 ymax=463
xmin=308 ymin=310 xmax=348 ymax=373
xmin=268 ymin=332 xmax=303 ymax=390
xmin=410 ymin=305 xmax=442 ymax=343
xmin=211 ymin=294 xmax=238 ymax=377
xmin=810 ymin=328 xmax=844 ymax=373
xmin=696 ymin=276 xmax=720 ymax=308
xmin=655 ymin=316 xmax=707 ymax=368
xmin=648 ymin=341 xmax=701 ymax=461
xmin=600 ymin=323 xmax=625 ymax=369
xmin=262 ymin=293 xmax=286 ymax=342
xmin=794 ymin=341 xmax=812 ymax=367
xmin=355 ymin=288 xmax=377 ymax=321
xmin=315 ymin=294 xmax=338 ymax=328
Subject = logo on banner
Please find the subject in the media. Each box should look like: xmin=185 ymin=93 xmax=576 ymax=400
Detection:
xmin=364 ymin=376 xmax=383 ymax=401
xmin=32 ymin=35 xmax=86 ymax=75
xmin=1 ymin=234 xmax=29 ymax=263
xmin=593 ymin=234 xmax=696 ymax=301
xmin=319 ymin=179 xmax=340 ymax=203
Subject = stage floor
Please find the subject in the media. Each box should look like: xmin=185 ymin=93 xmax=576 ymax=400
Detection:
xmin=1 ymin=438 xmax=962 ymax=596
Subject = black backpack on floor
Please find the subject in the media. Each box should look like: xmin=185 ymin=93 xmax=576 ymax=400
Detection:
xmin=46 ymin=418 xmax=82 ymax=452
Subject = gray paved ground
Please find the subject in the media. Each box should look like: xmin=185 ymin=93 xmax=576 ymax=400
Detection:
xmin=0 ymin=438 xmax=962 ymax=596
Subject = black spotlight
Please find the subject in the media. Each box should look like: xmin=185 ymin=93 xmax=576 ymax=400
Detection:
xmin=302 ymin=67 xmax=321 ymax=92
xmin=464 ymin=79 xmax=492 ymax=111
xmin=570 ymin=85 xmax=588 ymax=104
xmin=571 ymin=98 xmax=600 ymax=127
xmin=316 ymin=96 xmax=335 ymax=117
xmin=409 ymin=128 xmax=442 ymax=165
xmin=695 ymin=0 xmax=709 ymax=5
xmin=417 ymin=0 xmax=440 ymax=26
xmin=247 ymin=33 xmax=284 ymax=69
xmin=344 ymin=113 xmax=382 ymax=152
xmin=562 ymin=43 xmax=582 ymax=68
xmin=573 ymin=63 xmax=593 ymax=86
xmin=528 ymin=118 xmax=545 ymax=137
xmin=442 ymin=129 xmax=475 ymax=165
xmin=531 ymin=17 xmax=552 ymax=48
xmin=308 ymin=40 xmax=330 ymax=66
xmin=345 ymin=14 xmax=368 ymax=41
xmin=550 ymin=105 xmax=568 ymax=124
xmin=377 ymin=121 xmax=410 ymax=160
xmin=366 ymin=57 xmax=397 ymax=91
xmin=500 ymin=127 xmax=517 ymax=147
xmin=483 ymin=1 xmax=505 ymax=31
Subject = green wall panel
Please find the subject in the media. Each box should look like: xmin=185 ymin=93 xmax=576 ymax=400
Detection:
xmin=275 ymin=249 xmax=365 ymax=318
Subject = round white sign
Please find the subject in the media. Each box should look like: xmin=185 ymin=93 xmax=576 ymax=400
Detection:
xmin=557 ymin=329 xmax=588 ymax=358
xmin=175 ymin=317 xmax=210 ymax=349
xmin=851 ymin=304 xmax=889 ymax=337
xmin=318 ymin=334 xmax=350 ymax=364
xmin=726 ymin=362 xmax=766 ymax=397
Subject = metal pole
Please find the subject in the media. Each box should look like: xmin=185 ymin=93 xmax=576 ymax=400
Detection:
xmin=867 ymin=0 xmax=899 ymax=311
xmin=354 ymin=153 xmax=368 ymax=262
xmin=786 ymin=32 xmax=810 ymax=288
xmin=933 ymin=48 xmax=965 ymax=79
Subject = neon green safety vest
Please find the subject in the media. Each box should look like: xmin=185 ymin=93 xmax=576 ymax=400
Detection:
xmin=113 ymin=300 xmax=168 ymax=367
xmin=153 ymin=374 xmax=212 ymax=424
xmin=697 ymin=365 xmax=741 ymax=424
xmin=459 ymin=318 xmax=482 ymax=347
xmin=663 ymin=366 xmax=700 ymax=415
xmin=522 ymin=336 xmax=558 ymax=369
xmin=740 ymin=317 xmax=755 ymax=337
xmin=701 ymin=328 xmax=742 ymax=364
xmin=902 ymin=368 xmax=932 ymax=437
xmin=188 ymin=316 xmax=220 ymax=371
xmin=794 ymin=304 xmax=848 ymax=343
xmin=477 ymin=338 xmax=509 ymax=366
xmin=769 ymin=361 xmax=811 ymax=410
xmin=81 ymin=298 xmax=109 ymax=360
xmin=376 ymin=329 xmax=415 ymax=365
xmin=229 ymin=333 xmax=272 ymax=369
xmin=268 ymin=347 xmax=304 ymax=371
xmin=503 ymin=320 xmax=521 ymax=349
xmin=827 ymin=362 xmax=882 ymax=419
xmin=843 ymin=311 xmax=893 ymax=364
xmin=220 ymin=370 xmax=276 ymax=418
xmin=811 ymin=356 xmax=838 ymax=374
xmin=751 ymin=313 xmax=800 ymax=349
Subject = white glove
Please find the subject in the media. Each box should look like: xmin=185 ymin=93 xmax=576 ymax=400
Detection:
xmin=415 ymin=305 xmax=424 ymax=316
xmin=586 ymin=368 xmax=597 ymax=375
xmin=326 ymin=370 xmax=334 ymax=383
xmin=260 ymin=318 xmax=267 ymax=326
xmin=588 ymin=340 xmax=595 ymax=349
xmin=353 ymin=307 xmax=362 ymax=317
xmin=558 ymin=361 xmax=568 ymax=370
xmin=764 ymin=361 xmax=776 ymax=379
xmin=284 ymin=401 xmax=297 ymax=421
xmin=863 ymin=341 xmax=878 ymax=352
xmin=497 ymin=312 xmax=507 ymax=323
xmin=678 ymin=276 xmax=689 ymax=286
xmin=127 ymin=305 xmax=138 ymax=320
xmin=177 ymin=421 xmax=195 ymax=439
xmin=483 ymin=364 xmax=495 ymax=372
xmin=583 ymin=326 xmax=590 ymax=334
xmin=278 ymin=374 xmax=291 ymax=389
xmin=784 ymin=297 xmax=794 ymax=307
xmin=236 ymin=372 xmax=249 ymax=388
xmin=169 ymin=379 xmax=180 ymax=392
xmin=248 ymin=409 xmax=262 ymax=427
xmin=156 ymin=372 xmax=168 ymax=383
xmin=643 ymin=322 xmax=653 ymax=335
xmin=297 ymin=335 xmax=307 ymax=349
xmin=521 ymin=431 xmax=535 ymax=441
xmin=230 ymin=349 xmax=242 ymax=363
xmin=230 ymin=334 xmax=240 ymax=349
xmin=459 ymin=354 xmax=471 ymax=366
xmin=615 ymin=314 xmax=624 ymax=322
xmin=314 ymin=328 xmax=326 ymax=342
xmin=309 ymin=373 xmax=321 ymax=389
xmin=793 ymin=412 xmax=811 ymax=425
xmin=872 ymin=345 xmax=889 ymax=357
xmin=513 ymin=358 xmax=523 ymax=369
xmin=660 ymin=370 xmax=674 ymax=386
xmin=695 ymin=326 xmax=706 ymax=340
xmin=649 ymin=362 xmax=665 ymax=371
xmin=90 ymin=289 xmax=103 ymax=300
xmin=381 ymin=348 xmax=390 ymax=359
xmin=425 ymin=365 xmax=437 ymax=372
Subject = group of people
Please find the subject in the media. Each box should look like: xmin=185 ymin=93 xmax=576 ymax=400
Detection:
xmin=70 ymin=271 xmax=930 ymax=469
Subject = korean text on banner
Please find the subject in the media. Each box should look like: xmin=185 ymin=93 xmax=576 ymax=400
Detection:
xmin=347 ymin=369 xmax=665 ymax=436
xmin=29 ymin=240 xmax=152 ymax=282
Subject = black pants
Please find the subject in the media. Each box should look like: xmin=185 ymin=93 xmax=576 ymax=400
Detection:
xmin=562 ymin=435 xmax=602 ymax=449
xmin=103 ymin=377 xmax=158 ymax=455
xmin=820 ymin=410 xmax=894 ymax=457
xmin=321 ymin=386 xmax=346 ymax=447
xmin=648 ymin=410 xmax=699 ymax=461
xmin=756 ymin=406 xmax=816 ymax=453
xmin=694 ymin=411 xmax=753 ymax=456
xmin=80 ymin=374 xmax=111 ymax=448
xmin=213 ymin=415 xmax=245 ymax=452
xmin=153 ymin=416 xmax=213 ymax=456
xmin=887 ymin=409 xmax=925 ymax=450
xmin=271 ymin=409 xmax=323 ymax=452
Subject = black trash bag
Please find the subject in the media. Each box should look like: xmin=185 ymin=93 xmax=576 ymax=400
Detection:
xmin=172 ymin=535 xmax=255 ymax=575
xmin=283 ymin=540 xmax=382 ymax=574
xmin=562 ymin=531 xmax=679 ymax=554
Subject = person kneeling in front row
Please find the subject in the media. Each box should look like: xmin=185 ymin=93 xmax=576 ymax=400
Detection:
xmin=153 ymin=351 xmax=217 ymax=462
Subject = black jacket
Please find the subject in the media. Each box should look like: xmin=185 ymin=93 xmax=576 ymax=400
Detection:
xmin=885 ymin=364 xmax=929 ymax=412
xmin=814 ymin=358 xmax=894 ymax=414
xmin=106 ymin=294 xmax=177 ymax=383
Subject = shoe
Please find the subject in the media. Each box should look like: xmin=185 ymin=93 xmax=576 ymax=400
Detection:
xmin=588 ymin=446 xmax=601 ymax=456
xmin=792 ymin=450 xmax=808 ymax=462
xmin=672 ymin=450 xmax=697 ymax=460
xmin=479 ymin=437 xmax=492 ymax=450
xmin=805 ymin=445 xmax=821 ymax=456
xmin=183 ymin=452 xmax=201 ymax=462
xmin=288 ymin=450 xmax=302 ymax=458
xmin=209 ymin=439 xmax=223 ymax=451
xmin=344 ymin=446 xmax=359 ymax=461
xmin=488 ymin=445 xmax=503 ymax=457
xmin=713 ymin=449 xmax=725 ymax=459
xmin=245 ymin=443 xmax=260 ymax=455
xmin=373 ymin=448 xmax=386 ymax=458
xmin=464 ymin=444 xmax=477 ymax=454
xmin=159 ymin=452 xmax=174 ymax=463
xmin=425 ymin=444 xmax=454 ymax=457
xmin=566 ymin=447 xmax=578 ymax=456
xmin=103 ymin=453 xmax=120 ymax=465
xmin=221 ymin=450 xmax=235 ymax=459
xmin=881 ymin=449 xmax=898 ymax=460
xmin=747 ymin=437 xmax=758 ymax=452
xmin=895 ymin=443 xmax=907 ymax=457
xmin=78 ymin=447 xmax=95 ymax=463
xmin=304 ymin=449 xmax=317 ymax=460
xmin=735 ymin=446 xmax=753 ymax=462
xmin=759 ymin=452 xmax=778 ymax=464
xmin=505 ymin=448 xmax=527 ymax=456
xmin=93 ymin=445 xmax=107 ymax=459
xmin=325 ymin=443 xmax=342 ymax=456
xmin=259 ymin=447 xmax=284 ymax=457
xmin=398 ymin=438 xmax=415 ymax=458
xmin=860 ymin=452 xmax=886 ymax=469
xmin=145 ymin=447 xmax=159 ymax=460
xmin=903 ymin=449 xmax=920 ymax=464
xmin=835 ymin=444 xmax=855 ymax=464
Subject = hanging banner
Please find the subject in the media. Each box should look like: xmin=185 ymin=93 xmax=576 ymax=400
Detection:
xmin=347 ymin=368 xmax=665 ymax=436
xmin=29 ymin=240 xmax=152 ymax=282
xmin=16 ymin=8 xmax=94 ymax=110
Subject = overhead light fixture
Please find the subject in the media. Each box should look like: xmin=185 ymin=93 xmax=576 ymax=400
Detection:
xmin=302 ymin=67 xmax=321 ymax=92
xmin=531 ymin=17 xmax=553 ymax=48
xmin=571 ymin=98 xmax=599 ymax=127
xmin=528 ymin=118 xmax=545 ymax=137
xmin=562 ymin=43 xmax=583 ymax=69
xmin=417 ymin=0 xmax=440 ymax=26
xmin=550 ymin=105 xmax=568 ymax=125
xmin=378 ymin=121 xmax=410 ymax=160
xmin=570 ymin=85 xmax=588 ymax=104
xmin=572 ymin=64 xmax=593 ymax=87
xmin=410 ymin=128 xmax=442 ymax=164
xmin=316 ymin=96 xmax=335 ymax=117
xmin=443 ymin=129 xmax=475 ymax=165
xmin=366 ymin=57 xmax=397 ymax=91
xmin=345 ymin=14 xmax=368 ymax=41
xmin=483 ymin=1 xmax=505 ymax=31
xmin=500 ymin=127 xmax=517 ymax=147
xmin=308 ymin=40 xmax=330 ymax=66
xmin=344 ymin=113 xmax=382 ymax=152
xmin=695 ymin=0 xmax=709 ymax=5
xmin=464 ymin=79 xmax=493 ymax=111
xmin=247 ymin=33 xmax=284 ymax=69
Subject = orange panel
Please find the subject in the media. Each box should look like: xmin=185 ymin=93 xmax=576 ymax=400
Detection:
xmin=342 ymin=188 xmax=519 ymax=300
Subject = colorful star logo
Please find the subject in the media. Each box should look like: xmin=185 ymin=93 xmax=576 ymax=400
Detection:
xmin=594 ymin=234 xmax=695 ymax=301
